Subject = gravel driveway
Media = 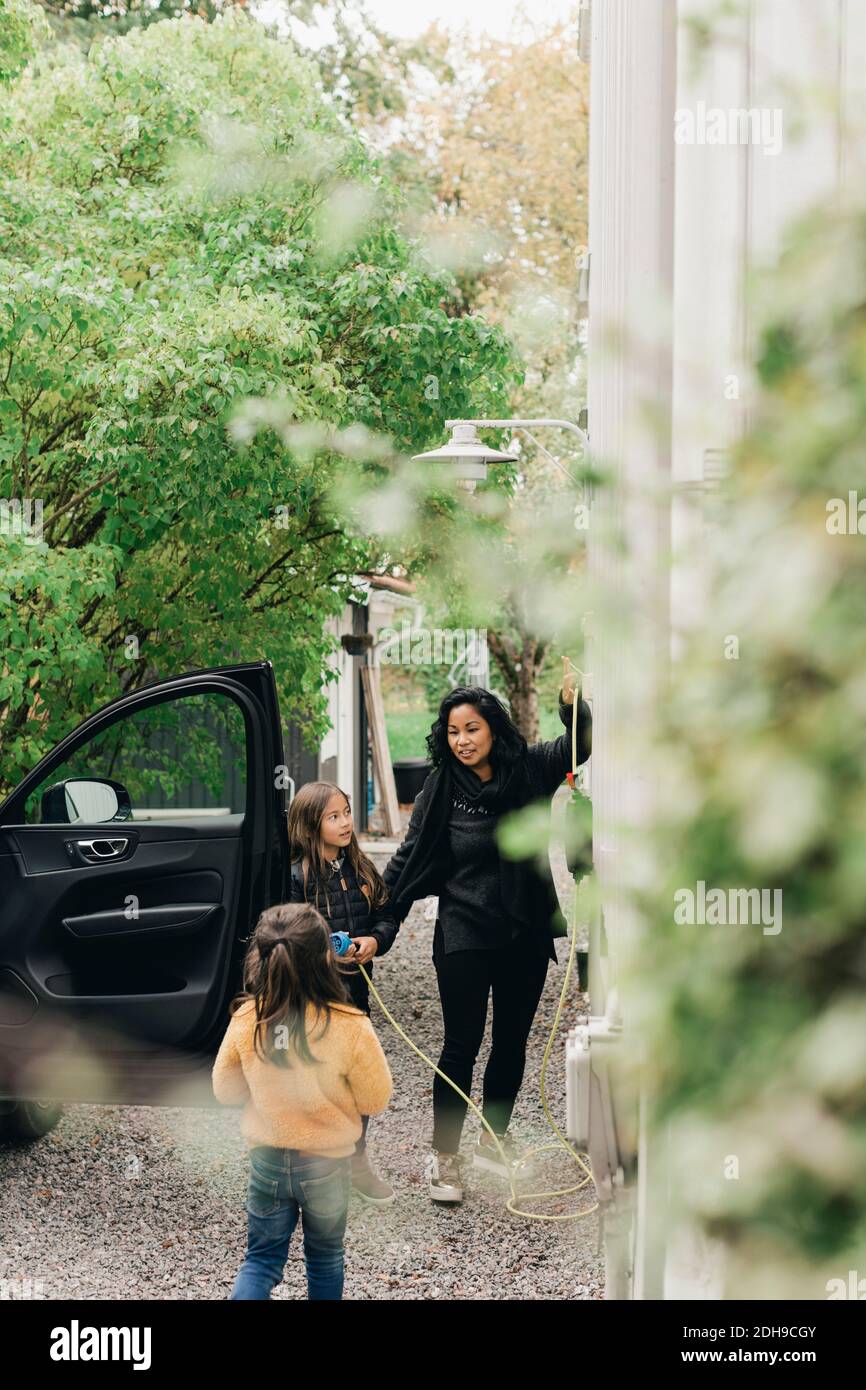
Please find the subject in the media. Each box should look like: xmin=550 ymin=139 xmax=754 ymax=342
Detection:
xmin=0 ymin=803 xmax=603 ymax=1301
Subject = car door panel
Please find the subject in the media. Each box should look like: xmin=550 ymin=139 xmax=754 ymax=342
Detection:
xmin=62 ymin=903 xmax=221 ymax=942
xmin=0 ymin=824 xmax=242 ymax=1050
xmin=0 ymin=663 xmax=289 ymax=1105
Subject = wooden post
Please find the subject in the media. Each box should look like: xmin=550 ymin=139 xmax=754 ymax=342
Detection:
xmin=360 ymin=662 xmax=401 ymax=837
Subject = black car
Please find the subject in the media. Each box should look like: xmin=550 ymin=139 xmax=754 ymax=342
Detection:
xmin=0 ymin=662 xmax=290 ymax=1142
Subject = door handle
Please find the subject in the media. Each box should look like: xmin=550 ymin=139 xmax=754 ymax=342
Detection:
xmin=75 ymin=837 xmax=129 ymax=863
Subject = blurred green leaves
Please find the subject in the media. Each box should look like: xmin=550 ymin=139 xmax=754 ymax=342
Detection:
xmin=628 ymin=200 xmax=866 ymax=1290
xmin=0 ymin=0 xmax=48 ymax=84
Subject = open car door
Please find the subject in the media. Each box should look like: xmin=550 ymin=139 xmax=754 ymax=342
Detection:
xmin=0 ymin=661 xmax=289 ymax=1108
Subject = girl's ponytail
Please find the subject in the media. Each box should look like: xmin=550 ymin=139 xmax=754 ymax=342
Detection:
xmin=232 ymin=902 xmax=349 ymax=1067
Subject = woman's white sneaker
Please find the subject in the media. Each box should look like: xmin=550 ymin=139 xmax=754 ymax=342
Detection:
xmin=425 ymin=1150 xmax=464 ymax=1202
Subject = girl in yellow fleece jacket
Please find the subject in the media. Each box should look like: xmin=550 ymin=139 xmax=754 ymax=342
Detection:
xmin=212 ymin=901 xmax=392 ymax=1300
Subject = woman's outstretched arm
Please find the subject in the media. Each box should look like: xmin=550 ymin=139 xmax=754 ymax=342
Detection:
xmin=526 ymin=687 xmax=592 ymax=797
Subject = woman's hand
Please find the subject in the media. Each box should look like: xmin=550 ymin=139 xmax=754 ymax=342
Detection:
xmin=561 ymin=655 xmax=577 ymax=705
xmin=351 ymin=936 xmax=379 ymax=965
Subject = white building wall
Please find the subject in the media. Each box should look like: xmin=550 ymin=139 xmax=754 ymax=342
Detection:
xmin=670 ymin=0 xmax=866 ymax=645
xmin=585 ymin=0 xmax=866 ymax=1299
xmin=587 ymin=0 xmax=677 ymax=1004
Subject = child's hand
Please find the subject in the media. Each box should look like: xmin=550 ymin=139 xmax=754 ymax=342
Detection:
xmin=351 ymin=936 xmax=379 ymax=965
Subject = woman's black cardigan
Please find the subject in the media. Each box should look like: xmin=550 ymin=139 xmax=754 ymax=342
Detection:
xmin=382 ymin=693 xmax=592 ymax=948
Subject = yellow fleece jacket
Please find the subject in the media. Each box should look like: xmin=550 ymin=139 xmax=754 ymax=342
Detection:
xmin=212 ymin=999 xmax=393 ymax=1158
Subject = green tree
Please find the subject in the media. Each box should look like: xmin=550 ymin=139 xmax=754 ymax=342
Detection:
xmin=36 ymin=0 xmax=454 ymax=127
xmin=370 ymin=11 xmax=591 ymax=737
xmin=0 ymin=12 xmax=515 ymax=794
xmin=0 ymin=0 xmax=49 ymax=82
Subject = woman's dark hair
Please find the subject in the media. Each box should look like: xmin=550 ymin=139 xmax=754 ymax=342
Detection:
xmin=230 ymin=902 xmax=350 ymax=1068
xmin=426 ymin=686 xmax=528 ymax=769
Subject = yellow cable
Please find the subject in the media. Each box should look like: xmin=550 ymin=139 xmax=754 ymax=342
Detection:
xmin=357 ymin=658 xmax=598 ymax=1222
xmin=357 ymin=909 xmax=595 ymax=1222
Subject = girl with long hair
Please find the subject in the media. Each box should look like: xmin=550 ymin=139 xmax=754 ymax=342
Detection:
xmin=287 ymin=781 xmax=399 ymax=1204
xmin=212 ymin=901 xmax=392 ymax=1300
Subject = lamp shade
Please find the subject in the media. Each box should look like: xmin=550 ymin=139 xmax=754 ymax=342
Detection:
xmin=411 ymin=423 xmax=519 ymax=482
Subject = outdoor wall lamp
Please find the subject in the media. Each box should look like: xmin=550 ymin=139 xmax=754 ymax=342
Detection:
xmin=412 ymin=418 xmax=589 ymax=494
xmin=411 ymin=422 xmax=519 ymax=489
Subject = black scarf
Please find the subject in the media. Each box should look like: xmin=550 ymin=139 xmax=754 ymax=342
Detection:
xmin=386 ymin=749 xmax=564 ymax=940
xmin=448 ymin=748 xmax=523 ymax=814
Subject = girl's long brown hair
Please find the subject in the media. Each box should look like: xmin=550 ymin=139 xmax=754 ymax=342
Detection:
xmin=287 ymin=781 xmax=389 ymax=915
xmin=230 ymin=902 xmax=350 ymax=1067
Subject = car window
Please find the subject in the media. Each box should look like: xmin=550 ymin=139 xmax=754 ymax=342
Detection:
xmin=24 ymin=692 xmax=247 ymax=825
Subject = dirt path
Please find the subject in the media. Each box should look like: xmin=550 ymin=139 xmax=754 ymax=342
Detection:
xmin=0 ymin=808 xmax=604 ymax=1300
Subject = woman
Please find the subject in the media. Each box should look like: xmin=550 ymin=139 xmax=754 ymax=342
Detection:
xmin=382 ymin=668 xmax=591 ymax=1203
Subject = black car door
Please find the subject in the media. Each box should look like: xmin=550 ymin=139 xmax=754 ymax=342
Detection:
xmin=0 ymin=661 xmax=289 ymax=1107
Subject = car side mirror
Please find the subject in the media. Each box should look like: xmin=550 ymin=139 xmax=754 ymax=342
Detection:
xmin=40 ymin=778 xmax=132 ymax=825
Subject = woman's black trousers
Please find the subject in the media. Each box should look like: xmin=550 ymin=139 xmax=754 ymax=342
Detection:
xmin=431 ymin=931 xmax=549 ymax=1154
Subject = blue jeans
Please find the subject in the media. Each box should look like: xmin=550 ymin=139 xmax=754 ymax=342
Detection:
xmin=230 ymin=1146 xmax=351 ymax=1301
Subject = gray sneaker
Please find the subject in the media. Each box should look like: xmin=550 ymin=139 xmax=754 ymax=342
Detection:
xmin=350 ymin=1152 xmax=395 ymax=1205
xmin=426 ymin=1150 xmax=464 ymax=1203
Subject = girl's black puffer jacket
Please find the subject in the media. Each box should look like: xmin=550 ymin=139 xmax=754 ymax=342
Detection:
xmin=288 ymin=856 xmax=399 ymax=955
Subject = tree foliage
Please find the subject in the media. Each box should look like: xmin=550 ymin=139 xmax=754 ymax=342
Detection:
xmin=400 ymin=14 xmax=589 ymax=404
xmin=0 ymin=12 xmax=515 ymax=794
xmin=370 ymin=12 xmax=591 ymax=737
xmin=35 ymin=0 xmax=455 ymax=127
xmin=0 ymin=0 xmax=49 ymax=82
